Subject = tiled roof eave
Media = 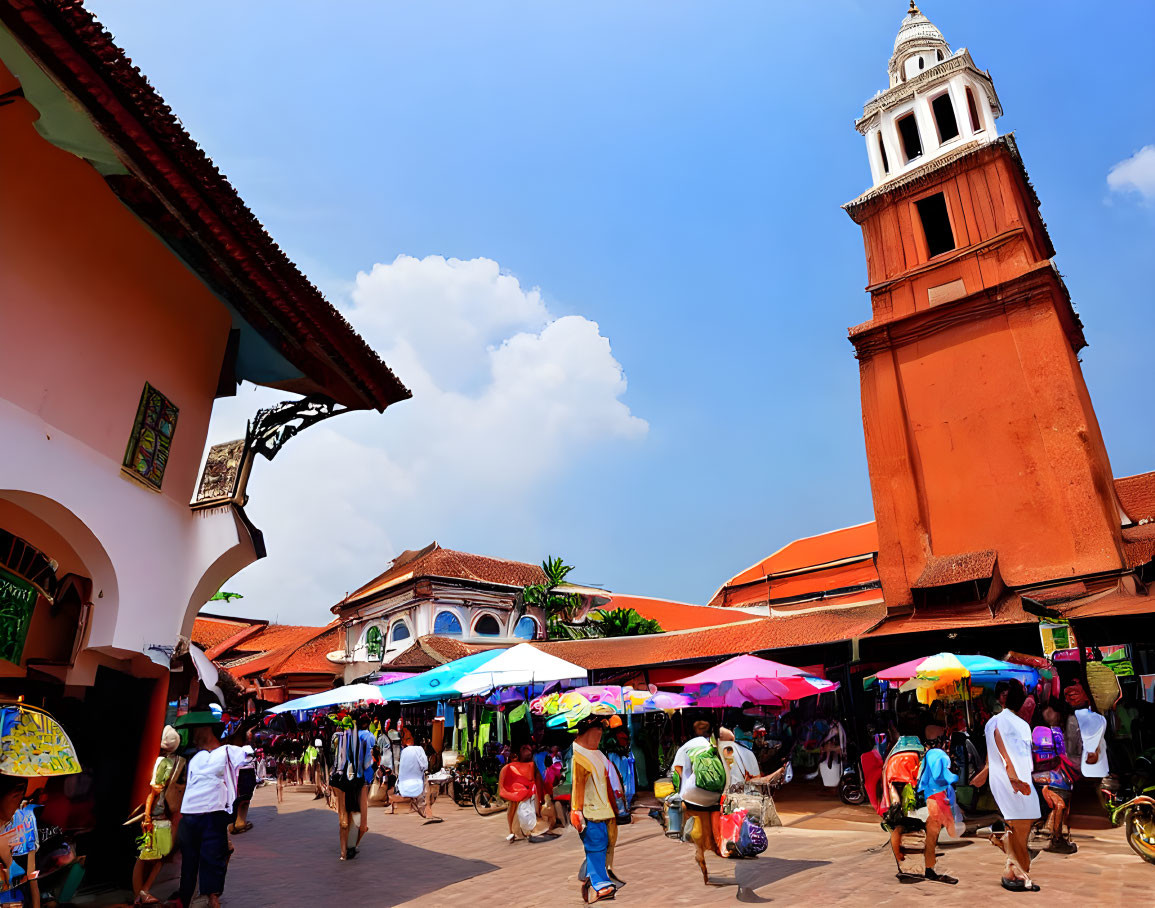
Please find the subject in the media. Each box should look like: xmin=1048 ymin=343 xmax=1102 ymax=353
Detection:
xmin=0 ymin=0 xmax=409 ymax=411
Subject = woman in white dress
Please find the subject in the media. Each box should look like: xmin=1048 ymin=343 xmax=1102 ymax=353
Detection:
xmin=983 ymin=680 xmax=1041 ymax=892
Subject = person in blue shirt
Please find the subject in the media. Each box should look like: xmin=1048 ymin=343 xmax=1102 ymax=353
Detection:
xmin=0 ymin=775 xmax=38 ymax=908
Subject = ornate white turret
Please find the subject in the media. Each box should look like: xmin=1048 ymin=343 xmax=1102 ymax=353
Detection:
xmin=856 ymin=2 xmax=1003 ymax=190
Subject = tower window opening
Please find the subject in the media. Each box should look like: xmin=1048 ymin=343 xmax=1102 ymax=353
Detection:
xmin=916 ymin=193 xmax=955 ymax=258
xmin=896 ymin=113 xmax=922 ymax=162
xmin=931 ymin=93 xmax=959 ymax=142
xmin=877 ymin=133 xmax=890 ymax=174
xmin=965 ymin=87 xmax=983 ymax=133
xmin=936 ymin=49 xmax=944 ymax=61
xmin=918 ymin=56 xmax=924 ymax=70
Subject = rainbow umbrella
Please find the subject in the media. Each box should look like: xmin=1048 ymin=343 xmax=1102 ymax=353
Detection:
xmin=873 ymin=652 xmax=1038 ymax=704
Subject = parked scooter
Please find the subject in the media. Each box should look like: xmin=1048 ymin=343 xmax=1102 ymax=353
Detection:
xmin=837 ymin=750 xmax=866 ymax=806
xmin=1100 ymin=750 xmax=1155 ymax=865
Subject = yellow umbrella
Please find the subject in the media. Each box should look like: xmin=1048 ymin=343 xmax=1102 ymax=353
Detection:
xmin=0 ymin=703 xmax=82 ymax=777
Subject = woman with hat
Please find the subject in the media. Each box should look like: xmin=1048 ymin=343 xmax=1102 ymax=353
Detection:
xmin=130 ymin=725 xmax=185 ymax=905
xmin=174 ymin=711 xmax=250 ymax=908
xmin=570 ymin=714 xmax=627 ymax=904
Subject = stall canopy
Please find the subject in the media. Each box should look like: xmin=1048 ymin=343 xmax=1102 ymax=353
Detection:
xmin=871 ymin=652 xmax=1039 ymax=704
xmin=372 ymin=649 xmax=504 ymax=703
xmin=453 ymin=643 xmax=587 ymax=696
xmin=672 ymin=654 xmax=839 ymax=705
xmin=267 ymin=682 xmax=388 ymax=715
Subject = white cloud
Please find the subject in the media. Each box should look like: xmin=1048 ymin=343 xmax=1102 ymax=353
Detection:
xmin=206 ymin=255 xmax=647 ymax=620
xmin=1107 ymin=145 xmax=1155 ymax=202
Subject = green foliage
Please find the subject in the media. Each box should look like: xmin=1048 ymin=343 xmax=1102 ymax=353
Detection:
xmin=520 ymin=557 xmax=664 ymax=641
xmin=588 ymin=607 xmax=664 ymax=637
xmin=522 ymin=557 xmax=583 ymax=633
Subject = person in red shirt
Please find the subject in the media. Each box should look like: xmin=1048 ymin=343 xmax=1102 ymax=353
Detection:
xmin=497 ymin=744 xmax=545 ymax=842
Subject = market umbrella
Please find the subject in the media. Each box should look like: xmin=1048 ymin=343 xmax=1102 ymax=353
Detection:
xmin=0 ymin=703 xmax=81 ymax=777
xmin=372 ymin=649 xmax=504 ymax=704
xmin=671 ymin=654 xmax=840 ymax=703
xmin=871 ymin=652 xmax=1038 ymax=704
xmin=267 ymin=682 xmax=390 ymax=714
xmin=453 ymin=643 xmax=587 ymax=696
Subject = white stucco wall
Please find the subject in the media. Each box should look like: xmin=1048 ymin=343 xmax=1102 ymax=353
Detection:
xmin=1 ymin=398 xmax=258 ymax=678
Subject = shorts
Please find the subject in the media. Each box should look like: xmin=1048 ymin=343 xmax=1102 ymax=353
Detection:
xmin=137 ymin=819 xmax=174 ymax=861
xmin=236 ymin=767 xmax=257 ymax=802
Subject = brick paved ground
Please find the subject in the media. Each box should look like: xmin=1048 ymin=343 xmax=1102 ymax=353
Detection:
xmin=186 ymin=784 xmax=1150 ymax=907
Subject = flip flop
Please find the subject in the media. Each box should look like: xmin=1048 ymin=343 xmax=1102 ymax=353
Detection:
xmin=895 ymin=871 xmax=924 ymax=884
xmin=924 ymin=868 xmax=958 ymax=884
xmin=1001 ymin=878 xmax=1040 ymax=892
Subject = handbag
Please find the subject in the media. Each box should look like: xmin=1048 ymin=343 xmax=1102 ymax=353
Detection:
xmin=724 ymin=789 xmax=781 ymax=828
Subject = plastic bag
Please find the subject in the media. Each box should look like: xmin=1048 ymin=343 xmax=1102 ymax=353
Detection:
xmin=516 ymin=797 xmax=537 ymax=836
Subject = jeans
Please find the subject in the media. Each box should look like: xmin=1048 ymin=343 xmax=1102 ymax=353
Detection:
xmin=179 ymin=810 xmax=230 ymax=907
xmin=579 ymin=820 xmax=614 ymax=892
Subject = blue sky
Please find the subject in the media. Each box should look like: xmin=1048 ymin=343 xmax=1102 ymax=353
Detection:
xmin=92 ymin=2 xmax=1154 ymax=622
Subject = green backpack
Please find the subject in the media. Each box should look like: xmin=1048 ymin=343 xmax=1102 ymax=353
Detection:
xmin=690 ymin=740 xmax=727 ymax=794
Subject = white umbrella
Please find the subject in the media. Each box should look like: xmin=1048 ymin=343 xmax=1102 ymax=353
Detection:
xmin=267 ymin=682 xmax=386 ymax=714
xmin=453 ymin=643 xmax=587 ymax=696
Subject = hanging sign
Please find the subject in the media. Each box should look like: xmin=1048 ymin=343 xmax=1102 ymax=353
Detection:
xmin=0 ymin=567 xmax=37 ymax=665
xmin=1039 ymin=619 xmax=1075 ymax=658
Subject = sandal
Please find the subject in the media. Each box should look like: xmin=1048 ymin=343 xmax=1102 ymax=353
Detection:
xmin=1001 ymin=878 xmax=1041 ymax=892
xmin=924 ymin=868 xmax=958 ymax=885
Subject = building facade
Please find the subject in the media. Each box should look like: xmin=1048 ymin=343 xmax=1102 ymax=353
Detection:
xmin=0 ymin=1 xmax=407 ymax=867
xmin=333 ymin=544 xmax=549 ymax=682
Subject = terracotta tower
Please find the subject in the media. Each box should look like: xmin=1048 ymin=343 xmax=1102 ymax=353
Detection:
xmin=844 ymin=3 xmax=1127 ymax=614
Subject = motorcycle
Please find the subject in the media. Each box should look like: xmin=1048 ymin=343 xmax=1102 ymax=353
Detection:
xmin=1100 ymin=750 xmax=1155 ymax=865
xmin=837 ymin=756 xmax=866 ymax=806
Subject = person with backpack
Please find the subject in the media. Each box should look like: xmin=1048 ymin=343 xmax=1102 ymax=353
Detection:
xmin=671 ymin=721 xmax=729 ymax=885
xmin=878 ymin=712 xmax=928 ymax=884
xmin=1032 ymin=700 xmax=1077 ymax=854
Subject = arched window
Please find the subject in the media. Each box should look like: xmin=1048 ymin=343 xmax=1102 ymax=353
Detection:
xmin=513 ymin=616 xmax=538 ymax=640
xmin=936 ymin=48 xmax=944 ymax=61
xmin=918 ymin=56 xmax=924 ymax=70
xmin=434 ymin=611 xmax=463 ymax=637
xmin=365 ymin=625 xmax=384 ymax=660
xmin=474 ymin=614 xmax=502 ymax=637
xmin=965 ymin=86 xmax=983 ymax=133
xmin=390 ymin=621 xmax=411 ymax=643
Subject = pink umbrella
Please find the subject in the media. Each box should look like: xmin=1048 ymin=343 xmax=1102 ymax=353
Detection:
xmin=672 ymin=654 xmax=839 ymax=704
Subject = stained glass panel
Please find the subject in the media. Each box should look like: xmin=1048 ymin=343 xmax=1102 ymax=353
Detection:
xmin=123 ymin=383 xmax=179 ymax=490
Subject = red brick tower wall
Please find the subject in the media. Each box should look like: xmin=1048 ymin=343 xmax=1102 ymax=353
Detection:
xmin=845 ymin=139 xmax=1125 ymax=612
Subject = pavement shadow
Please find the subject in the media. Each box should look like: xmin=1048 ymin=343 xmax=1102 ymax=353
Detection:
xmin=705 ymin=856 xmax=831 ymax=903
xmin=223 ymin=804 xmax=500 ymax=907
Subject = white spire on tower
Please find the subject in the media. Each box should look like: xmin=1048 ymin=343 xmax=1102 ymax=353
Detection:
xmin=854 ymin=3 xmax=1003 ymax=190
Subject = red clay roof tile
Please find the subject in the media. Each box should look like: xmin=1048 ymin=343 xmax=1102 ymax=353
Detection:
xmin=912 ymin=550 xmax=998 ymax=588
xmin=343 ymin=543 xmax=547 ymax=605
xmin=0 ymin=1 xmax=408 ymax=410
xmin=598 ymin=595 xmax=749 ymax=632
xmin=1115 ymin=472 xmax=1155 ymax=524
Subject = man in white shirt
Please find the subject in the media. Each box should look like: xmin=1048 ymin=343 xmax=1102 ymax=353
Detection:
xmin=671 ymin=720 xmax=717 ymax=808
xmin=177 ymin=714 xmax=250 ymax=908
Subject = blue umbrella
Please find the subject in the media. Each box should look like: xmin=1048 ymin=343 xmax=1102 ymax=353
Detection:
xmin=374 ymin=649 xmax=503 ymax=703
